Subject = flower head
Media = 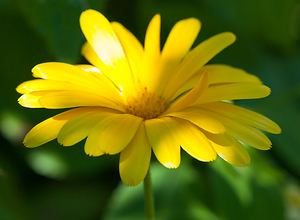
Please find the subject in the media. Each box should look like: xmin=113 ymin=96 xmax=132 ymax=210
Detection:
xmin=17 ymin=9 xmax=281 ymax=186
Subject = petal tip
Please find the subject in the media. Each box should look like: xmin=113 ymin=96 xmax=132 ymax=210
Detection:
xmin=274 ymin=127 xmax=282 ymax=134
xmin=80 ymin=9 xmax=98 ymax=18
xmin=226 ymin=32 xmax=236 ymax=43
xmin=163 ymin=161 xmax=178 ymax=169
xmin=16 ymin=83 xmax=25 ymax=94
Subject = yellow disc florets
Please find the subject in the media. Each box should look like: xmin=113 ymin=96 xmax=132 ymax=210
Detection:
xmin=125 ymin=87 xmax=169 ymax=120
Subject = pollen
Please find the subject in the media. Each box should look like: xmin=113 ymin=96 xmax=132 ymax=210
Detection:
xmin=125 ymin=87 xmax=169 ymax=120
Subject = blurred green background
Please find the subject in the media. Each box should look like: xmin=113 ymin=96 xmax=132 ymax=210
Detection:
xmin=0 ymin=0 xmax=300 ymax=219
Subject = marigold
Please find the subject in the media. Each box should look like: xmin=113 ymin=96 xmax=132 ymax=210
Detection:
xmin=17 ymin=9 xmax=281 ymax=186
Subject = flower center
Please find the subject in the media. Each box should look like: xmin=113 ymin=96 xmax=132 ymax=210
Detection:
xmin=125 ymin=87 xmax=169 ymax=120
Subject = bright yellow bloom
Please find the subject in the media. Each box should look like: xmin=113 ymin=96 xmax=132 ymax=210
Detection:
xmin=17 ymin=9 xmax=281 ymax=186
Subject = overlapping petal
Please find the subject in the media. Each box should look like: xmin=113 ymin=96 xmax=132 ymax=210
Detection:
xmin=145 ymin=117 xmax=181 ymax=168
xmin=119 ymin=122 xmax=151 ymax=187
xmin=18 ymin=91 xmax=47 ymax=108
xmin=38 ymin=90 xmax=124 ymax=111
xmin=153 ymin=17 xmax=201 ymax=95
xmin=84 ymin=115 xmax=116 ymax=156
xmin=169 ymin=64 xmax=262 ymax=101
xmin=164 ymin=110 xmax=225 ymax=134
xmin=32 ymin=62 xmax=104 ymax=88
xmin=200 ymin=102 xmax=281 ymax=134
xmin=197 ymin=109 xmax=272 ymax=150
xmin=204 ymin=131 xmax=250 ymax=167
xmin=29 ymin=62 xmax=124 ymax=104
xmin=111 ymin=22 xmax=144 ymax=84
xmin=24 ymin=107 xmax=101 ymax=148
xmin=83 ymin=113 xmax=142 ymax=156
xmin=17 ymin=10 xmax=282 ymax=187
xmin=97 ymin=114 xmax=142 ymax=154
xmin=164 ymin=70 xmax=209 ymax=114
xmin=163 ymin=32 xmax=236 ymax=101
xmin=80 ymin=9 xmax=134 ymax=92
xmin=57 ymin=109 xmax=119 ymax=146
xmin=165 ymin=117 xmax=217 ymax=162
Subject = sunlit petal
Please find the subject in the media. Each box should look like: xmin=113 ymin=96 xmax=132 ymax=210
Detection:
xmin=16 ymin=10 xmax=282 ymax=186
xmin=16 ymin=78 xmax=122 ymax=105
xmin=80 ymin=43 xmax=127 ymax=97
xmin=111 ymin=22 xmax=143 ymax=84
xmin=39 ymin=90 xmax=124 ymax=112
xmin=32 ymin=62 xmax=106 ymax=88
xmin=75 ymin=64 xmax=125 ymax=103
xmin=18 ymin=91 xmax=47 ymax=108
xmin=80 ymin=9 xmax=134 ymax=92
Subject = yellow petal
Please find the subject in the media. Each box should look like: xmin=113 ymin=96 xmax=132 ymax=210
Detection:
xmin=85 ymin=114 xmax=142 ymax=156
xmin=163 ymin=32 xmax=236 ymax=100
xmin=32 ymin=62 xmax=123 ymax=103
xmin=39 ymin=90 xmax=124 ymax=112
xmin=81 ymin=43 xmax=126 ymax=97
xmin=154 ymin=17 xmax=201 ymax=95
xmin=18 ymin=91 xmax=46 ymax=108
xmin=84 ymin=115 xmax=116 ymax=156
xmin=169 ymin=64 xmax=262 ymax=101
xmin=81 ymin=42 xmax=105 ymax=74
xmin=119 ymin=122 xmax=151 ymax=187
xmin=145 ymin=117 xmax=180 ymax=168
xmin=204 ymin=131 xmax=250 ymax=167
xmin=98 ymin=114 xmax=142 ymax=155
xmin=198 ymin=109 xmax=272 ymax=150
xmin=57 ymin=110 xmax=118 ymax=146
xmin=164 ymin=70 xmax=209 ymax=114
xmin=32 ymin=62 xmax=107 ymax=89
xmin=24 ymin=107 xmax=100 ymax=148
xmin=17 ymin=79 xmax=71 ymax=94
xmin=166 ymin=117 xmax=217 ymax=162
xmin=195 ymin=83 xmax=271 ymax=104
xmin=80 ymin=9 xmax=134 ymax=92
xmin=200 ymin=102 xmax=281 ymax=134
xmin=17 ymin=77 xmax=123 ymax=105
xmin=140 ymin=14 xmax=161 ymax=92
xmin=111 ymin=21 xmax=143 ymax=84
xmin=201 ymin=64 xmax=262 ymax=84
xmin=75 ymin=64 xmax=124 ymax=101
xmin=164 ymin=108 xmax=225 ymax=134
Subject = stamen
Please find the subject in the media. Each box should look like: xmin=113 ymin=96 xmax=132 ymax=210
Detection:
xmin=125 ymin=87 xmax=169 ymax=120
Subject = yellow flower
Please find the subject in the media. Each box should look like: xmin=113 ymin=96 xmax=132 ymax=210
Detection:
xmin=16 ymin=9 xmax=281 ymax=187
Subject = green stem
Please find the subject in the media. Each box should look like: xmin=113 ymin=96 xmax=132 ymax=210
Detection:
xmin=143 ymin=167 xmax=155 ymax=220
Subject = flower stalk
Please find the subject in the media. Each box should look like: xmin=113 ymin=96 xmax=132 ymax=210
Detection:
xmin=143 ymin=168 xmax=155 ymax=220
